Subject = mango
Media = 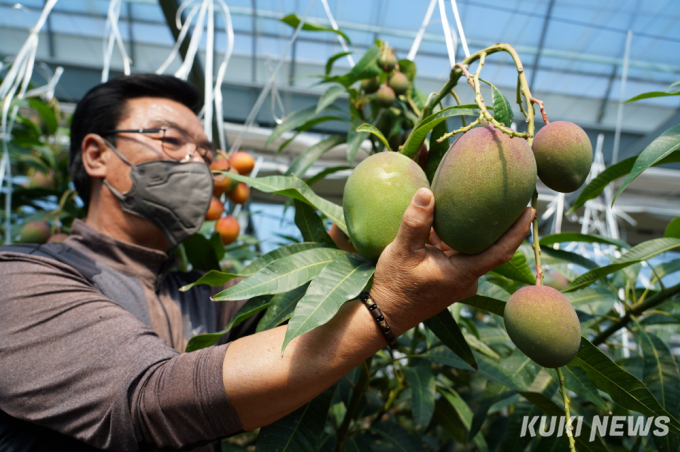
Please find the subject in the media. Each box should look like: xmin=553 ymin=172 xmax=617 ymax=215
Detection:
xmin=343 ymin=152 xmax=429 ymax=261
xmin=532 ymin=121 xmax=592 ymax=193
xmin=388 ymin=72 xmax=409 ymax=95
xmin=20 ymin=221 xmax=51 ymax=244
xmin=361 ymin=76 xmax=380 ymax=94
xmin=379 ymin=50 xmax=397 ymax=72
xmin=431 ymin=126 xmax=536 ymax=254
xmin=503 ymin=285 xmax=581 ymax=368
xmin=216 ymin=216 xmax=240 ymax=245
xmin=376 ymin=86 xmax=396 ymax=108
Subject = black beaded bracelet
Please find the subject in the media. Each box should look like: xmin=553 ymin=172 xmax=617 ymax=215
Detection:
xmin=359 ymin=292 xmax=399 ymax=349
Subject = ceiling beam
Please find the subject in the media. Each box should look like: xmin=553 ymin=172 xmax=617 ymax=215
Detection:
xmin=529 ymin=0 xmax=555 ymax=90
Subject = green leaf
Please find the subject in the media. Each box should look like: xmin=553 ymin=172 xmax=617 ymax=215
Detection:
xmin=346 ymin=118 xmax=369 ymax=165
xmin=224 ymin=173 xmax=348 ymax=235
xmin=568 ymin=152 xmax=680 ymax=214
xmin=280 ymin=13 xmax=352 ymax=44
xmin=665 ymin=216 xmax=680 ymax=238
xmin=179 ymin=269 xmax=241 ymax=292
xmin=568 ymin=337 xmax=680 ymax=434
xmin=356 ymin=123 xmax=391 ymax=151
xmin=256 ymin=283 xmax=309 ymax=332
xmin=438 ymin=388 xmax=489 ymax=452
xmin=497 ymin=402 xmax=541 ymax=452
xmin=480 ymin=79 xmax=514 ymax=126
xmin=401 ymin=105 xmax=478 ymax=156
xmin=304 ymin=165 xmax=353 ymax=187
xmin=459 ymin=295 xmax=506 ymax=316
xmin=327 ymin=44 xmax=381 ymax=88
xmin=397 ymin=59 xmax=416 ymax=81
xmin=265 ymin=106 xmax=344 ymax=150
xmin=212 ymin=248 xmax=347 ymax=301
xmin=614 ymin=124 xmax=680 ymax=204
xmin=316 ymin=85 xmax=346 ymax=114
xmin=185 ymin=296 xmax=270 ymax=352
xmin=420 ymin=347 xmax=522 ymax=391
xmin=541 ymin=246 xmax=599 ymax=270
xmin=491 ymin=249 xmax=535 ymax=285
xmin=256 ymin=384 xmax=335 ymax=452
xmin=564 ymin=287 xmax=619 ymax=314
xmin=286 ymin=135 xmax=345 ymax=178
xmin=425 ymin=118 xmax=449 ymax=183
xmin=561 ymin=365 xmax=609 ymax=411
xmin=241 ymin=242 xmax=324 ymax=276
xmin=564 ymin=238 xmax=680 ymax=292
xmin=28 ymin=98 xmax=58 ymax=135
xmin=370 ymin=421 xmax=427 ymax=452
xmin=293 ymin=199 xmax=336 ymax=247
xmin=651 ymin=259 xmax=680 ymax=284
xmin=623 ymin=90 xmax=680 ymax=103
xmin=281 ymin=254 xmax=375 ymax=355
xmin=403 ymin=363 xmax=436 ymax=431
xmin=540 ymin=232 xmax=630 ymax=249
xmin=325 ymin=51 xmax=352 ymax=76
xmin=636 ymin=326 xmax=680 ymax=419
xmin=183 ymin=233 xmax=220 ymax=272
xmin=424 ymin=309 xmax=477 ymax=370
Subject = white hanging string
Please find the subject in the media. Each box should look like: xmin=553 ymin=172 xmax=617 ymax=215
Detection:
xmin=449 ymin=0 xmax=469 ymax=58
xmin=265 ymin=55 xmax=285 ymax=125
xmin=156 ymin=0 xmax=235 ymax=149
xmin=320 ymin=0 xmax=354 ymax=67
xmin=102 ymin=0 xmax=132 ymax=83
xmin=408 ymin=0 xmax=437 ymax=61
xmin=437 ymin=0 xmax=456 ymax=67
xmin=0 ymin=0 xmax=57 ymax=244
xmin=228 ymin=0 xmax=318 ymax=156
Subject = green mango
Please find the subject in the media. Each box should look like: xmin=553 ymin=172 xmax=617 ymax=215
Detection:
xmin=432 ymin=126 xmax=536 ymax=255
xmin=19 ymin=221 xmax=51 ymax=244
xmin=504 ymin=285 xmax=581 ymax=368
xmin=343 ymin=152 xmax=429 ymax=261
xmin=532 ymin=121 xmax=593 ymax=193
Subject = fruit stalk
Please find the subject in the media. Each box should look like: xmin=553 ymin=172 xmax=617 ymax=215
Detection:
xmin=531 ymin=189 xmax=544 ymax=285
xmin=531 ymin=97 xmax=550 ymax=125
xmin=556 ymin=367 xmax=577 ymax=452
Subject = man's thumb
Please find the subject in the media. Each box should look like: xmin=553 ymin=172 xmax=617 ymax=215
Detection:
xmin=393 ymin=188 xmax=434 ymax=254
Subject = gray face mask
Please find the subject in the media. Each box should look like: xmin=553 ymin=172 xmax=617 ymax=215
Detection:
xmin=102 ymin=140 xmax=213 ymax=249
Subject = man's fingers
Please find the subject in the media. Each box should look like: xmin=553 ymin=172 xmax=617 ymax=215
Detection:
xmin=391 ymin=188 xmax=435 ymax=257
xmin=461 ymin=207 xmax=535 ymax=272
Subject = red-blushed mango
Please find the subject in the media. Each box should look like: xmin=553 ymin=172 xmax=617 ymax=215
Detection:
xmin=532 ymin=121 xmax=592 ymax=193
xmin=205 ymin=197 xmax=224 ymax=221
xmin=431 ymin=126 xmax=537 ymax=255
xmin=343 ymin=151 xmax=429 ymax=261
xmin=19 ymin=221 xmax=51 ymax=244
xmin=229 ymin=151 xmax=255 ymax=176
xmin=227 ymin=183 xmax=250 ymax=204
xmin=504 ymin=285 xmax=581 ymax=368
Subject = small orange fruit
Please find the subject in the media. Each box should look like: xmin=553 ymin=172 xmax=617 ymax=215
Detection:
xmin=227 ymin=183 xmax=250 ymax=204
xmin=229 ymin=151 xmax=255 ymax=176
xmin=205 ymin=197 xmax=224 ymax=221
xmin=215 ymin=216 xmax=240 ymax=245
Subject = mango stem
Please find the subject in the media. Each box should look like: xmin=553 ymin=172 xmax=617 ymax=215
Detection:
xmin=531 ymin=189 xmax=543 ymax=285
xmin=557 ymin=367 xmax=577 ymax=452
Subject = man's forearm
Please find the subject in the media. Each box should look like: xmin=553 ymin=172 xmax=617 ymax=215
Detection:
xmin=222 ymin=299 xmax=385 ymax=430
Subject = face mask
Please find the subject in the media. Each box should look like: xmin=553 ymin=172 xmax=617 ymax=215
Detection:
xmin=102 ymin=140 xmax=214 ymax=249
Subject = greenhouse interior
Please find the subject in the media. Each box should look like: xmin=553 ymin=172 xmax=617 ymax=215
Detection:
xmin=1 ymin=0 xmax=680 ymax=451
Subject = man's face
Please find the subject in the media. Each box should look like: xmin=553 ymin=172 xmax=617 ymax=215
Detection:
xmin=104 ymin=96 xmax=211 ymax=194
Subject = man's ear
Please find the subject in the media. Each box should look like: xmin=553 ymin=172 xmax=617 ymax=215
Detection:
xmin=81 ymin=134 xmax=109 ymax=178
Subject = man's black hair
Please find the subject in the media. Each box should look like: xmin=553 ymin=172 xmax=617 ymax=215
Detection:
xmin=69 ymin=74 xmax=202 ymax=207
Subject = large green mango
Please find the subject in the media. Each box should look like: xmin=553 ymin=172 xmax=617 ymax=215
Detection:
xmin=343 ymin=152 xmax=430 ymax=261
xmin=432 ymin=126 xmax=536 ymax=254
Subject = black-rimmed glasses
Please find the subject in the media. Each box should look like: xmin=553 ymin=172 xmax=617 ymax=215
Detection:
xmin=103 ymin=126 xmax=215 ymax=164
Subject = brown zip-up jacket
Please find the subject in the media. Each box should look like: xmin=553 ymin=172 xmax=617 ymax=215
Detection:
xmin=0 ymin=220 xmax=255 ymax=451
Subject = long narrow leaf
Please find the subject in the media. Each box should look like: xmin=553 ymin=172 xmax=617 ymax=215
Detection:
xmin=282 ymin=254 xmax=375 ymax=355
xmin=540 ymin=232 xmax=630 ymax=249
xmin=614 ymin=124 xmax=680 ymax=204
xmin=459 ymin=294 xmax=506 ymax=316
xmin=223 ymin=173 xmax=348 ymax=235
xmin=316 ymin=85 xmax=346 ymax=114
xmin=256 ymin=283 xmax=310 ymax=332
xmin=293 ymin=199 xmax=336 ymax=247
xmin=480 ymin=79 xmax=513 ymax=126
xmin=568 ymin=337 xmax=680 ymax=435
xmin=356 ymin=123 xmax=391 ymax=151
xmin=541 ymin=247 xmax=599 ymax=270
xmin=180 ymin=269 xmax=241 ymax=292
xmin=402 ymin=105 xmax=478 ymax=156
xmin=564 ymin=238 xmax=680 ymax=292
xmin=212 ymin=248 xmax=347 ymax=301
xmin=424 ymin=309 xmax=478 ymax=370
xmin=286 ymin=135 xmax=345 ymax=178
xmin=403 ymin=363 xmax=436 ymax=431
xmin=280 ymin=13 xmax=351 ymax=43
xmin=241 ymin=242 xmax=324 ymax=276
xmin=491 ymin=250 xmax=535 ymax=285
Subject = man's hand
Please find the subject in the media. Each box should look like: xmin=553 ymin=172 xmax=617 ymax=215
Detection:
xmin=371 ymin=187 xmax=534 ymax=335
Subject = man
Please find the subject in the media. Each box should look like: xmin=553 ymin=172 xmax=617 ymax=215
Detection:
xmin=0 ymin=74 xmax=534 ymax=451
